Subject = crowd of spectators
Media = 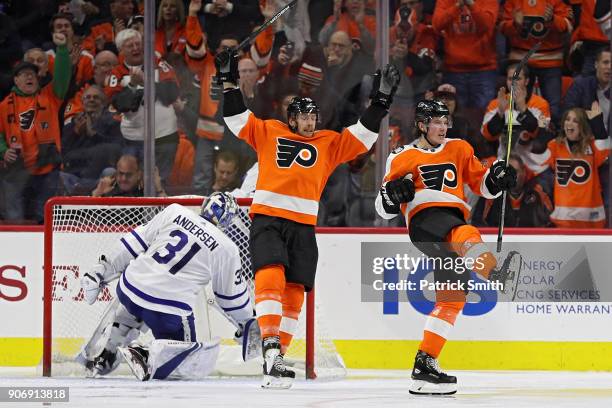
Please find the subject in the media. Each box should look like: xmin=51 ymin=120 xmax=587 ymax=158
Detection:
xmin=0 ymin=0 xmax=610 ymax=228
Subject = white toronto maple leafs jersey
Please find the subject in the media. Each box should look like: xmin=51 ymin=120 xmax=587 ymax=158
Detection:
xmin=107 ymin=204 xmax=251 ymax=323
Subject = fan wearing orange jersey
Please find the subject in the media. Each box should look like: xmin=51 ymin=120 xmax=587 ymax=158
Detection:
xmin=217 ymin=46 xmax=400 ymax=388
xmin=375 ymin=100 xmax=522 ymax=395
xmin=526 ymin=103 xmax=610 ymax=228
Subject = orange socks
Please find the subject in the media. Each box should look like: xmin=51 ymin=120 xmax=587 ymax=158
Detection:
xmin=280 ymin=283 xmax=305 ymax=355
xmin=446 ymin=224 xmax=497 ymax=279
xmin=254 ymin=265 xmax=285 ymax=339
xmin=254 ymin=265 xmax=305 ymax=354
xmin=418 ymin=291 xmax=465 ymax=358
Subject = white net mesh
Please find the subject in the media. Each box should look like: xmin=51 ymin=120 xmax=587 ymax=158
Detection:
xmin=45 ymin=198 xmax=345 ymax=379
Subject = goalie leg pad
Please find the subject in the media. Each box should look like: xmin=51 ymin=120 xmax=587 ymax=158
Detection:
xmin=148 ymin=339 xmax=221 ymax=380
xmin=240 ymin=318 xmax=262 ymax=361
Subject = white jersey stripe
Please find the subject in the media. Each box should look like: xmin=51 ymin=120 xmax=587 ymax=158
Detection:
xmin=253 ymin=190 xmax=319 ymax=216
xmin=347 ymin=120 xmax=378 ymax=149
xmin=225 ymin=109 xmax=251 ymax=137
xmin=279 ymin=316 xmax=299 ymax=336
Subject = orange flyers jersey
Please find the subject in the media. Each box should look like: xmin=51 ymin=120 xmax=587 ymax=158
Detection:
xmin=529 ymin=138 xmax=610 ymax=228
xmin=104 ymin=58 xmax=177 ymax=100
xmin=500 ymin=0 xmax=573 ymax=68
xmin=481 ymin=93 xmax=550 ymax=141
xmin=375 ymin=139 xmax=499 ymax=225
xmin=225 ymin=110 xmax=379 ymax=225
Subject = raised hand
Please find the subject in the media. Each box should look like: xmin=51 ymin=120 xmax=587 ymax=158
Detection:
xmin=586 ymin=100 xmax=602 ymax=119
xmin=52 ymin=32 xmax=67 ymax=47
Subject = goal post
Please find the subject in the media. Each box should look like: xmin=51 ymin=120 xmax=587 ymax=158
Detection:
xmin=42 ymin=196 xmax=344 ymax=379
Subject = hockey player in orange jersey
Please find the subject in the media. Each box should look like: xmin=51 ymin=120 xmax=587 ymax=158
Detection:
xmin=375 ymin=100 xmax=522 ymax=395
xmin=217 ymin=47 xmax=400 ymax=388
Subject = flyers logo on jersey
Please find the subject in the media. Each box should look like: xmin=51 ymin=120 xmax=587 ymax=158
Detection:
xmin=556 ymin=159 xmax=591 ymax=186
xmin=276 ymin=138 xmax=318 ymax=168
xmin=19 ymin=109 xmax=36 ymax=131
xmin=418 ymin=163 xmax=458 ymax=190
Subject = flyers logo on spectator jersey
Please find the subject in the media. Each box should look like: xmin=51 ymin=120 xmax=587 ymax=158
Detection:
xmin=276 ymin=138 xmax=318 ymax=168
xmin=418 ymin=163 xmax=458 ymax=190
xmin=19 ymin=109 xmax=36 ymax=131
xmin=556 ymin=159 xmax=591 ymax=186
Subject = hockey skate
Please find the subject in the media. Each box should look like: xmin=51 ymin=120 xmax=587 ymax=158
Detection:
xmin=261 ymin=336 xmax=295 ymax=389
xmin=409 ymin=350 xmax=457 ymax=395
xmin=84 ymin=348 xmax=118 ymax=377
xmin=489 ymin=250 xmax=522 ymax=301
xmin=117 ymin=345 xmax=151 ymax=381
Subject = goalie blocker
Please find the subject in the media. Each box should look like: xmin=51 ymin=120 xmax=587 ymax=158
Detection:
xmin=77 ymin=193 xmax=261 ymax=380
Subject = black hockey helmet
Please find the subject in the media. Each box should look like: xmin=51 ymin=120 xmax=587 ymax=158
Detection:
xmin=414 ymin=100 xmax=450 ymax=125
xmin=287 ymin=97 xmax=320 ymax=120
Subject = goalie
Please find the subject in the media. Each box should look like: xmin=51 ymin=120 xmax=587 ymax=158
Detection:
xmin=77 ymin=193 xmax=260 ymax=381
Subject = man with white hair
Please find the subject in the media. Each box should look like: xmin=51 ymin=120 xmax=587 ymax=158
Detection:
xmin=104 ymin=28 xmax=181 ymax=182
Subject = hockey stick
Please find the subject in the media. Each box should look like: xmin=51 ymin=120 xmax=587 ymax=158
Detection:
xmin=236 ymin=0 xmax=297 ymax=51
xmin=496 ymin=42 xmax=541 ymax=252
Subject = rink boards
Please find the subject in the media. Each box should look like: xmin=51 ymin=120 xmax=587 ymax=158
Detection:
xmin=1 ymin=228 xmax=611 ymax=370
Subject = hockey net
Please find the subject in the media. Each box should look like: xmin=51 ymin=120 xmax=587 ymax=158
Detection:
xmin=43 ymin=196 xmax=346 ymax=379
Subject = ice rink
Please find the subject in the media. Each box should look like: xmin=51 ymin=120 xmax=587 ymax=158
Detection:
xmin=1 ymin=370 xmax=612 ymax=408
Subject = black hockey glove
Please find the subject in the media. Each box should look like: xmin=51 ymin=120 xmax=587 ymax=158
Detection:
xmin=112 ymin=88 xmax=144 ymax=112
xmin=214 ymin=48 xmax=239 ymax=86
xmin=485 ymin=160 xmax=517 ymax=195
xmin=369 ymin=63 xmax=401 ymax=109
xmin=380 ymin=176 xmax=415 ymax=214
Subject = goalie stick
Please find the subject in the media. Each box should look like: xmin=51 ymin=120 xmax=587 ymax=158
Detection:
xmin=497 ymin=42 xmax=541 ymax=252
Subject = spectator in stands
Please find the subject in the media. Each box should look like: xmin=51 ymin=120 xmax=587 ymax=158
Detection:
xmin=211 ymin=151 xmax=240 ymax=193
xmin=201 ymin=0 xmax=262 ymax=51
xmin=91 ymin=153 xmax=168 ymax=197
xmin=563 ymin=49 xmax=611 ymax=129
xmin=238 ymin=57 xmax=259 ymax=106
xmin=24 ymin=48 xmax=51 ymax=88
xmin=187 ymin=31 xmax=245 ymax=195
xmin=472 ymin=153 xmax=553 ymax=227
xmin=527 ymin=105 xmax=609 ymax=228
xmin=0 ymin=32 xmax=71 ymax=223
xmin=60 ymin=85 xmax=122 ymax=195
xmin=319 ymin=0 xmax=376 ymax=55
xmin=105 ymin=29 xmax=181 ymax=183
xmin=388 ymin=0 xmax=437 ymax=113
xmin=569 ymin=0 xmax=609 ymax=76
xmin=0 ymin=7 xmax=22 ymax=100
xmin=500 ymin=0 xmax=573 ymax=125
xmin=323 ymin=30 xmax=374 ymax=127
xmin=481 ymin=63 xmax=551 ymax=162
xmin=64 ymin=51 xmax=119 ymax=124
xmin=432 ymin=0 xmax=498 ymax=111
xmin=82 ymin=0 xmax=136 ymax=55
xmin=48 ymin=13 xmax=94 ymax=88
xmin=156 ymin=0 xmax=205 ymax=59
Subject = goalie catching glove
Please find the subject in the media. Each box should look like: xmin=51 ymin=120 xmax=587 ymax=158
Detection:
xmin=370 ymin=63 xmax=401 ymax=109
xmin=214 ymin=48 xmax=239 ymax=86
xmin=81 ymin=255 xmax=117 ymax=305
xmin=380 ymin=175 xmax=415 ymax=214
xmin=485 ymin=160 xmax=517 ymax=195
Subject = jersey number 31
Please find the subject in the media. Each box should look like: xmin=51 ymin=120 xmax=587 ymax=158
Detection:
xmin=152 ymin=230 xmax=201 ymax=274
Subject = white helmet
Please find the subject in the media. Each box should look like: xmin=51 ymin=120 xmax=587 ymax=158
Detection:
xmin=200 ymin=192 xmax=239 ymax=228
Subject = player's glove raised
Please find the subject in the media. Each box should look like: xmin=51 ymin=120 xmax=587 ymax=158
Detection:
xmin=485 ymin=160 xmax=517 ymax=195
xmin=370 ymin=63 xmax=401 ymax=109
xmin=380 ymin=175 xmax=415 ymax=214
xmin=214 ymin=48 xmax=239 ymax=86
xmin=81 ymin=264 xmax=106 ymax=305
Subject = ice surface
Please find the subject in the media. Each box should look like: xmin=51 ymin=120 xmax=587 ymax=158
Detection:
xmin=1 ymin=369 xmax=611 ymax=408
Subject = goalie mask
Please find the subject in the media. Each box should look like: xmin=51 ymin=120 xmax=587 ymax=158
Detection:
xmin=286 ymin=97 xmax=320 ymax=132
xmin=200 ymin=192 xmax=239 ymax=228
